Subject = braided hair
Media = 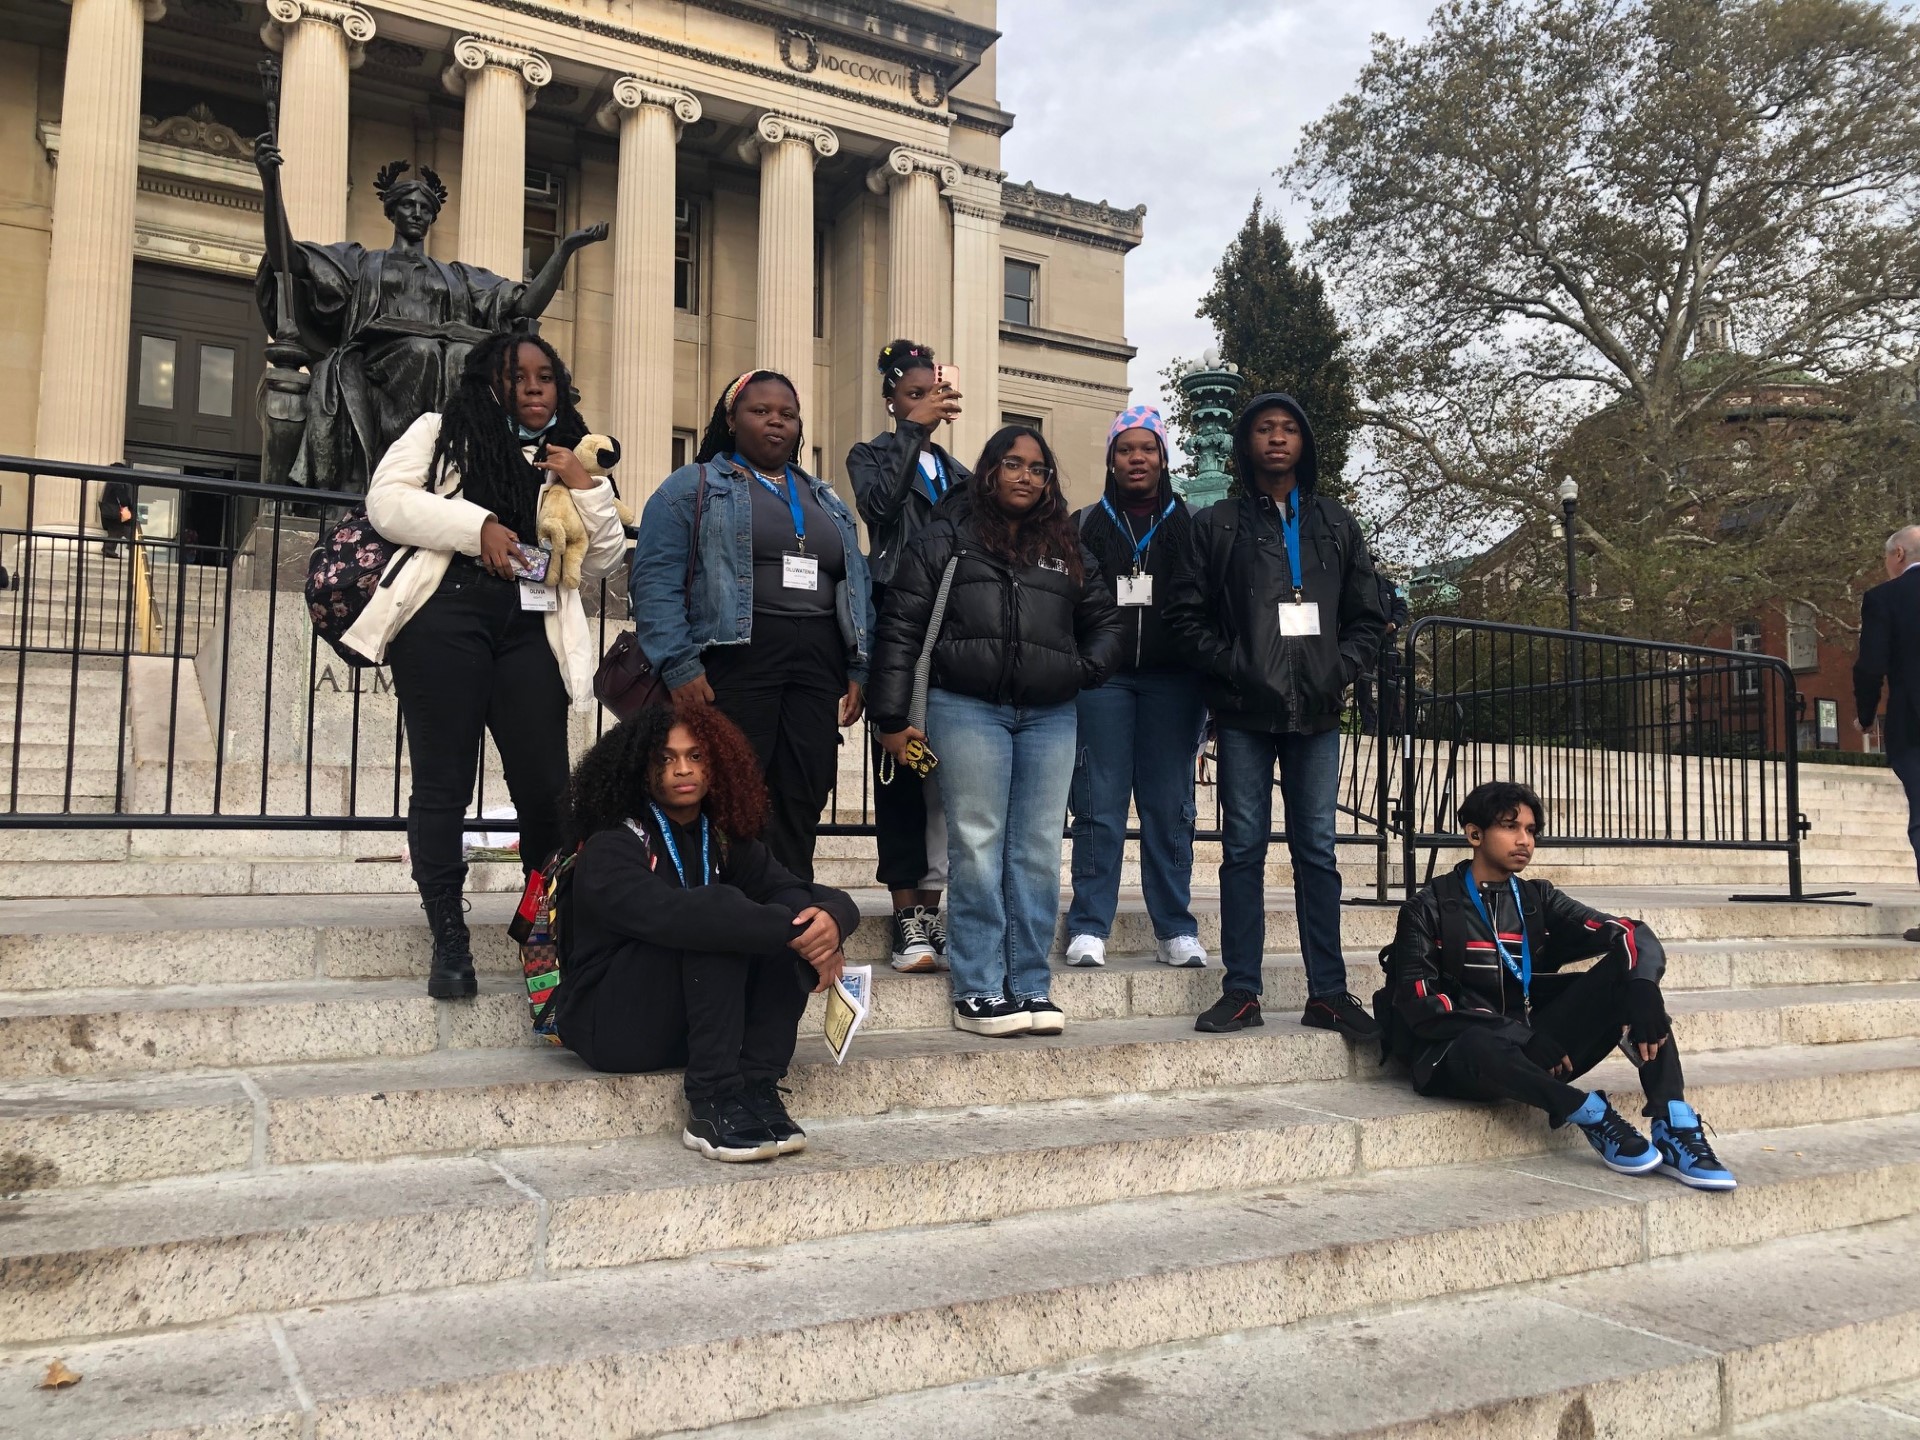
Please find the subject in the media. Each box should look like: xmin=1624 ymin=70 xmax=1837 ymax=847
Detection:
xmin=693 ymin=370 xmax=803 ymax=466
xmin=429 ymin=332 xmax=585 ymax=541
xmin=877 ymin=338 xmax=935 ymax=400
xmin=567 ymin=700 xmax=769 ymax=848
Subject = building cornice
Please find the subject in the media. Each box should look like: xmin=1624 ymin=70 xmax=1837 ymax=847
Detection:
xmin=950 ymin=95 xmax=1014 ymax=137
xmin=1002 ymin=180 xmax=1146 ymax=254
xmin=1000 ymin=322 xmax=1137 ymax=364
xmin=998 ymin=366 xmax=1130 ymax=397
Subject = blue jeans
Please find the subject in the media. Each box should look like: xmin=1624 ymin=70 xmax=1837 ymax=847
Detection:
xmin=925 ymin=689 xmax=1076 ymax=1003
xmin=1892 ymin=745 xmax=1920 ymax=885
xmin=1067 ymin=669 xmax=1206 ymax=940
xmin=1215 ymin=724 xmax=1346 ymax=1000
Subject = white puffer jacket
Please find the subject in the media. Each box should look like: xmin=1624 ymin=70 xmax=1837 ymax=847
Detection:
xmin=341 ymin=412 xmax=630 ymax=708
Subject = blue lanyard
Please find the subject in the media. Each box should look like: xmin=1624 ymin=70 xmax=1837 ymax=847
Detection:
xmin=1279 ymin=490 xmax=1304 ymax=598
xmin=1102 ymin=496 xmax=1177 ymax=574
xmin=648 ymin=804 xmax=711 ymax=888
xmin=739 ymin=456 xmax=807 ymax=553
xmin=1464 ymin=875 xmax=1532 ymax=1004
xmin=920 ymin=450 xmax=948 ymax=504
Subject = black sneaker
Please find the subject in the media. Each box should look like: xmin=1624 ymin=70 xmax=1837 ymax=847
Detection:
xmin=953 ymin=996 xmax=1032 ymax=1037
xmin=1302 ymin=991 xmax=1382 ymax=1041
xmin=925 ymin=907 xmax=948 ymax=968
xmin=682 ymin=1095 xmax=780 ymax=1163
xmin=742 ymin=1079 xmax=807 ymax=1155
xmin=889 ymin=907 xmax=937 ymax=973
xmin=1195 ymin=989 xmax=1264 ymax=1033
xmin=1022 ymin=996 xmax=1066 ymax=1035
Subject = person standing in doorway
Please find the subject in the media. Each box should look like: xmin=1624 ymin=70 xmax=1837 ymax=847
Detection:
xmin=631 ymin=370 xmax=873 ymax=882
xmin=846 ymin=340 xmax=968 ymax=971
xmin=870 ymin=426 xmax=1121 ymax=1037
xmin=1164 ymin=393 xmax=1385 ymax=1039
xmin=1064 ymin=405 xmax=1208 ymax=971
xmin=1855 ymin=523 xmax=1920 ymax=938
xmin=99 ymin=472 xmax=137 ymax=560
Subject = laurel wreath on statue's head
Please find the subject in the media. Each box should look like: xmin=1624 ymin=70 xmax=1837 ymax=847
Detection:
xmin=373 ymin=160 xmax=449 ymax=214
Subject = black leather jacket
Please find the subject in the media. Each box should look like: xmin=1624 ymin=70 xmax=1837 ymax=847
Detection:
xmin=868 ymin=501 xmax=1123 ymax=731
xmin=845 ymin=421 xmax=971 ymax=591
xmin=1163 ymin=487 xmax=1385 ymax=733
xmin=1383 ymin=860 xmax=1666 ymax=1059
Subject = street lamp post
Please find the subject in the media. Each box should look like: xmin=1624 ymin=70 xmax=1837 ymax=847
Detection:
xmin=1173 ymin=348 xmax=1243 ymax=508
xmin=1558 ymin=475 xmax=1580 ymax=632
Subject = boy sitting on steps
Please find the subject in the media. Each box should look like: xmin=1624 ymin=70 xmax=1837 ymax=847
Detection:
xmin=1378 ymin=780 xmax=1736 ymax=1190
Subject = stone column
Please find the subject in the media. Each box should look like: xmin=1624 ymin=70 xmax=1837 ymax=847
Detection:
xmin=259 ymin=0 xmax=373 ymax=243
xmin=736 ymin=113 xmax=837 ymax=420
xmin=947 ymin=168 xmax=1005 ymax=465
xmin=442 ymin=36 xmax=549 ymax=279
xmin=867 ymin=146 xmax=958 ymax=355
xmin=596 ymin=76 xmax=700 ymax=496
xmin=33 ymin=0 xmax=164 ymax=525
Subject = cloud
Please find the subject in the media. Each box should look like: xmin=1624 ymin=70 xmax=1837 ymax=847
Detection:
xmin=996 ymin=0 xmax=1432 ymax=426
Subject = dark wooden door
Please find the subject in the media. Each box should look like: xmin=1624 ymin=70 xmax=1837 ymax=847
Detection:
xmin=126 ymin=262 xmax=264 ymax=463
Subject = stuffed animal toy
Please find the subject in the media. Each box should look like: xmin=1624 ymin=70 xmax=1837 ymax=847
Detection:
xmin=537 ymin=433 xmax=636 ymax=590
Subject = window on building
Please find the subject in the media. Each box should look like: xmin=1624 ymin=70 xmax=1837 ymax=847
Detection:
xmin=1003 ymin=259 xmax=1038 ymax=326
xmin=674 ymin=198 xmax=700 ymax=313
xmin=1002 ymin=412 xmax=1045 ymax=434
xmin=524 ymin=168 xmax=564 ymax=280
xmin=1732 ymin=619 xmax=1764 ymax=696
xmin=814 ymin=229 xmax=828 ymax=339
xmin=197 ymin=345 xmax=235 ymax=418
xmin=136 ymin=335 xmax=177 ymax=410
xmin=1786 ymin=600 xmax=1818 ymax=672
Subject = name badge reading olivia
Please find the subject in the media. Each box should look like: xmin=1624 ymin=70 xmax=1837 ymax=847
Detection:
xmin=519 ymin=580 xmax=558 ymax=613
xmin=783 ymin=553 xmax=821 ymax=591
xmin=1277 ymin=602 xmax=1321 ymax=637
xmin=1117 ymin=574 xmax=1153 ymax=607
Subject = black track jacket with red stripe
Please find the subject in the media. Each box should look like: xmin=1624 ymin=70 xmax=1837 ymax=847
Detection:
xmin=1385 ymin=860 xmax=1666 ymax=1046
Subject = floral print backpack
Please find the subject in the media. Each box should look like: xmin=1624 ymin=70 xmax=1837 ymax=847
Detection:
xmin=304 ymin=479 xmax=461 ymax=665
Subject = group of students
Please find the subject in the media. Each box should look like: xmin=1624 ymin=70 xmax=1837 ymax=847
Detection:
xmin=349 ymin=328 xmax=1735 ymax=1184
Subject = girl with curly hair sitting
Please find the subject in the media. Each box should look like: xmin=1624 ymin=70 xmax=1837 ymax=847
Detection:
xmin=549 ymin=702 xmax=863 ymax=1163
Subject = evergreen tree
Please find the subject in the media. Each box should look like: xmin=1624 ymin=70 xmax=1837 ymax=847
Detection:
xmin=1165 ymin=197 xmax=1359 ymax=497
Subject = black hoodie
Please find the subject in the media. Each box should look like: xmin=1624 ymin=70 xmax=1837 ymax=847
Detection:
xmin=1162 ymin=393 xmax=1386 ymax=733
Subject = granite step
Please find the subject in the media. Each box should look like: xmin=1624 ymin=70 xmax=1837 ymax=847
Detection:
xmin=688 ymin=1208 xmax=1920 ymax=1440
xmin=5 ymin=1053 xmax=1917 ymax=1343
xmin=5 ymin=1117 xmax=1917 ymax=1439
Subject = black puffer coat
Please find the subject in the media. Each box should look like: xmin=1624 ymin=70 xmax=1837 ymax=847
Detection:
xmin=868 ymin=496 xmax=1123 ymax=731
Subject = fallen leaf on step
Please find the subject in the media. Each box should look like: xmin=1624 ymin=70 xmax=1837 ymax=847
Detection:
xmin=1762 ymin=1146 xmax=1776 ymax=1152
xmin=710 ymin=1259 xmax=772 ymax=1272
xmin=37 ymin=1360 xmax=81 ymax=1390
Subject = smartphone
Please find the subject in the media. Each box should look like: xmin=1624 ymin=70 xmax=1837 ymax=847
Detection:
xmin=510 ymin=541 xmax=551 ymax=584
xmin=935 ymin=364 xmax=962 ymax=396
xmin=901 ymin=735 xmax=939 ymax=777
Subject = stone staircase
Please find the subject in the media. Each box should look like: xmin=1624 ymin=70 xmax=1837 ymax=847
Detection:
xmin=6 ymin=886 xmax=1920 ymax=1435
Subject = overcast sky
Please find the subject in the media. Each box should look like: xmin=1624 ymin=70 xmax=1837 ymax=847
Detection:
xmin=997 ymin=0 xmax=1437 ymax=423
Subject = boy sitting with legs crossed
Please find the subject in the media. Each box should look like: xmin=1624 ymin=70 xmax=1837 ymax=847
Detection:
xmin=1379 ymin=780 xmax=1735 ymax=1189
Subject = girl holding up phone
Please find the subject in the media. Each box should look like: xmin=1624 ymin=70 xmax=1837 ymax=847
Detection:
xmin=845 ymin=340 xmax=970 ymax=973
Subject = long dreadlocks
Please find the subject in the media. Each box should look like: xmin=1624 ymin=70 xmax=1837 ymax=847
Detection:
xmin=693 ymin=369 xmax=804 ymax=467
xmin=429 ymin=331 xmax=586 ymax=541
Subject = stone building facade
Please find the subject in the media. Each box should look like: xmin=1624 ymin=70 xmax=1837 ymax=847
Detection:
xmin=0 ymin=0 xmax=1144 ymax=538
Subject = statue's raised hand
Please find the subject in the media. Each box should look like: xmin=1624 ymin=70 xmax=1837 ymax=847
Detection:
xmin=255 ymin=137 xmax=283 ymax=175
xmin=562 ymin=222 xmax=610 ymax=254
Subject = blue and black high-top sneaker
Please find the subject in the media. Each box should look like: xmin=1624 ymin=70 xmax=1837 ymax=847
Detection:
xmin=1651 ymin=1100 xmax=1738 ymax=1190
xmin=1565 ymin=1090 xmax=1662 ymax=1175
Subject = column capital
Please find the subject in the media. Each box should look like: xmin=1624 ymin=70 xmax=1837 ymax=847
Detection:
xmin=69 ymin=0 xmax=167 ymax=20
xmin=735 ymin=111 xmax=839 ymax=166
xmin=259 ymin=0 xmax=375 ymax=66
xmin=866 ymin=145 xmax=960 ymax=197
xmin=442 ymin=35 xmax=551 ymax=107
xmin=595 ymin=75 xmax=701 ymax=137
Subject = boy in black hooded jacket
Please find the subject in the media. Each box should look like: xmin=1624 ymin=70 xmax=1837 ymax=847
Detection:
xmin=1163 ymin=393 xmax=1384 ymax=1040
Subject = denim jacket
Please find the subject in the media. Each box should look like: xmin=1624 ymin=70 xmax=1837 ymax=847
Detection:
xmin=630 ymin=456 xmax=873 ymax=689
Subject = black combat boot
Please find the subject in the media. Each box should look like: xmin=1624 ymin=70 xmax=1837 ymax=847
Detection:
xmin=420 ymin=887 xmax=477 ymax=999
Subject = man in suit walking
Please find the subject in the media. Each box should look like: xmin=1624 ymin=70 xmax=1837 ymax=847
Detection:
xmin=1855 ymin=525 xmax=1920 ymax=934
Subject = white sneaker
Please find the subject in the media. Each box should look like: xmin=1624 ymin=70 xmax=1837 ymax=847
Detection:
xmin=1064 ymin=934 xmax=1106 ymax=967
xmin=1156 ymin=935 xmax=1209 ymax=968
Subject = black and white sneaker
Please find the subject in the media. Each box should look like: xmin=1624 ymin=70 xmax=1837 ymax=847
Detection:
xmin=1022 ymin=996 xmax=1066 ymax=1035
xmin=953 ymin=996 xmax=1032 ymax=1037
xmin=682 ymin=1096 xmax=781 ymax=1162
xmin=924 ymin=907 xmax=949 ymax=969
xmin=742 ymin=1079 xmax=807 ymax=1156
xmin=889 ymin=907 xmax=937 ymax=972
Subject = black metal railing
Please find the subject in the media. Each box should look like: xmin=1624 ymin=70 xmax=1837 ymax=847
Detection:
xmin=1398 ymin=617 xmax=1816 ymax=898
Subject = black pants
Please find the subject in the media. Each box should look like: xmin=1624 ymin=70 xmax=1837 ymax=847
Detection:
xmin=563 ymin=946 xmax=814 ymax=1101
xmin=872 ymin=730 xmax=936 ymax=890
xmin=1890 ymin=744 xmax=1920 ymax=886
xmin=1416 ymin=950 xmax=1685 ymax=1125
xmin=387 ymin=568 xmax=571 ymax=893
xmin=705 ymin=614 xmax=846 ymax=882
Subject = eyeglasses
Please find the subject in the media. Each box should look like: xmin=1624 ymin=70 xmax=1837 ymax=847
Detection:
xmin=998 ymin=458 xmax=1053 ymax=481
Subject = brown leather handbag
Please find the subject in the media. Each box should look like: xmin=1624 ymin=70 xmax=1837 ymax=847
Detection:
xmin=593 ymin=466 xmax=707 ymax=721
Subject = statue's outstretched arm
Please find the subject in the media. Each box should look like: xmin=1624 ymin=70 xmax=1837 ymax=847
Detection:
xmin=509 ymin=221 xmax=609 ymax=320
xmin=253 ymin=137 xmax=309 ymax=281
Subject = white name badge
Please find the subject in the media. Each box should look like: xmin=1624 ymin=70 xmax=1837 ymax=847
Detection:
xmin=1277 ymin=601 xmax=1321 ymax=636
xmin=782 ymin=552 xmax=821 ymax=591
xmin=1117 ymin=574 xmax=1153 ymax=607
xmin=519 ymin=580 xmax=558 ymax=613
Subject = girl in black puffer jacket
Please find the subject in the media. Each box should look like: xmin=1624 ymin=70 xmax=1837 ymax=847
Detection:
xmin=870 ymin=426 xmax=1122 ymax=1038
